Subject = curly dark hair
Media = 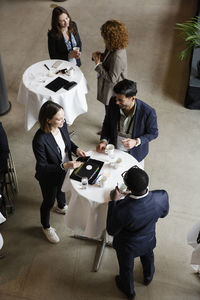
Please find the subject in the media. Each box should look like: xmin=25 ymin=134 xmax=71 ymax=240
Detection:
xmin=50 ymin=6 xmax=76 ymax=38
xmin=101 ymin=20 xmax=128 ymax=51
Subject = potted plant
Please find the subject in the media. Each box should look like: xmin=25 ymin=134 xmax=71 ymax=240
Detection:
xmin=176 ymin=16 xmax=200 ymax=60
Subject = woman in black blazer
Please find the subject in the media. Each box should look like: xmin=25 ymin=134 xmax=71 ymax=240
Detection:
xmin=32 ymin=101 xmax=85 ymax=244
xmin=48 ymin=6 xmax=82 ymax=66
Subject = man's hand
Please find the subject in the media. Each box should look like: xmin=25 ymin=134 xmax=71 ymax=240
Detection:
xmin=110 ymin=186 xmax=124 ymax=201
xmin=76 ymin=148 xmax=86 ymax=157
xmin=121 ymin=138 xmax=137 ymax=150
xmin=96 ymin=142 xmax=107 ymax=153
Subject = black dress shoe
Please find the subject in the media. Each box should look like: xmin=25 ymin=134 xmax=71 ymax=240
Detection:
xmin=144 ymin=278 xmax=152 ymax=286
xmin=115 ymin=275 xmax=135 ymax=299
xmin=144 ymin=269 xmax=155 ymax=286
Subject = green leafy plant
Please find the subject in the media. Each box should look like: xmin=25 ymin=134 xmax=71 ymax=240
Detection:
xmin=176 ymin=16 xmax=200 ymax=60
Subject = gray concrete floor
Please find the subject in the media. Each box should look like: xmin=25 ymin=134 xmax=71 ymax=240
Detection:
xmin=1 ymin=0 xmax=200 ymax=299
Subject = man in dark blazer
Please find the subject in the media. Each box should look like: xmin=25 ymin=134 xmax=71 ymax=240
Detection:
xmin=96 ymin=79 xmax=158 ymax=163
xmin=107 ymin=166 xmax=169 ymax=299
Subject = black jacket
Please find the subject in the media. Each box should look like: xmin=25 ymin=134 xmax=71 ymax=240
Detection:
xmin=107 ymin=190 xmax=169 ymax=257
xmin=0 ymin=122 xmax=9 ymax=174
xmin=32 ymin=122 xmax=78 ymax=184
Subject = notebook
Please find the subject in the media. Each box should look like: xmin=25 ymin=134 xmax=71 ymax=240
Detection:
xmin=70 ymin=158 xmax=104 ymax=184
xmin=45 ymin=77 xmax=77 ymax=92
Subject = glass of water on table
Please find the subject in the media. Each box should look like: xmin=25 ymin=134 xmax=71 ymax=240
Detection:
xmin=81 ymin=177 xmax=88 ymax=189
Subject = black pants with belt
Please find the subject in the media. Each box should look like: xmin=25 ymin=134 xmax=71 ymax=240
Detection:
xmin=39 ymin=174 xmax=66 ymax=229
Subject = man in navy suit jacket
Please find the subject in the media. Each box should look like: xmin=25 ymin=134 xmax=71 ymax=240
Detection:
xmin=107 ymin=166 xmax=169 ymax=299
xmin=96 ymin=79 xmax=158 ymax=163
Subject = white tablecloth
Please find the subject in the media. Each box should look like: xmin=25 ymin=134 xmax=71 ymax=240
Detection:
xmin=17 ymin=59 xmax=88 ymax=130
xmin=62 ymin=149 xmax=141 ymax=238
xmin=187 ymin=221 xmax=200 ymax=272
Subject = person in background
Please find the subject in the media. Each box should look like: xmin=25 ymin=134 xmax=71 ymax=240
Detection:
xmin=32 ymin=101 xmax=85 ymax=244
xmin=48 ymin=6 xmax=82 ymax=66
xmin=96 ymin=79 xmax=158 ymax=166
xmin=92 ymin=19 xmax=128 ymax=130
xmin=0 ymin=122 xmax=9 ymax=176
xmin=107 ymin=166 xmax=169 ymax=299
xmin=0 ymin=122 xmax=9 ymax=258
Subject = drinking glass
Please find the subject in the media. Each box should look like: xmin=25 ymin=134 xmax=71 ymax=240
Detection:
xmin=73 ymin=47 xmax=80 ymax=52
xmin=81 ymin=177 xmax=88 ymax=189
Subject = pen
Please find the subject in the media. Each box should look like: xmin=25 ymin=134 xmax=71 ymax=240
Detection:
xmin=93 ymin=173 xmax=103 ymax=184
xmin=89 ymin=167 xmax=100 ymax=181
xmin=44 ymin=64 xmax=50 ymax=71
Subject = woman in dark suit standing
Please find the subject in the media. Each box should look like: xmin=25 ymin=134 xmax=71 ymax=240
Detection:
xmin=92 ymin=20 xmax=128 ymax=118
xmin=48 ymin=6 xmax=82 ymax=66
xmin=32 ymin=101 xmax=85 ymax=244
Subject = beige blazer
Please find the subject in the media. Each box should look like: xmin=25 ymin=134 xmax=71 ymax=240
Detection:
xmin=95 ymin=48 xmax=127 ymax=105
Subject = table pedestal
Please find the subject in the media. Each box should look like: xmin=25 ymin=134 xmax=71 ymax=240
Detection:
xmin=72 ymin=230 xmax=112 ymax=272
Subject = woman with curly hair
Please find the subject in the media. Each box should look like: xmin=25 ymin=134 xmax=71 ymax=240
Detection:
xmin=48 ymin=6 xmax=82 ymax=66
xmin=92 ymin=20 xmax=128 ymax=118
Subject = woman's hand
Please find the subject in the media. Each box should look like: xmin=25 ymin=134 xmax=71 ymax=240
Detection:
xmin=63 ymin=161 xmax=82 ymax=169
xmin=92 ymin=51 xmax=101 ymax=64
xmin=69 ymin=49 xmax=81 ymax=59
xmin=76 ymin=148 xmax=86 ymax=157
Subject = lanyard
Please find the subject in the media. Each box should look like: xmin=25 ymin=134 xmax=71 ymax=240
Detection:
xmin=118 ymin=115 xmax=134 ymax=135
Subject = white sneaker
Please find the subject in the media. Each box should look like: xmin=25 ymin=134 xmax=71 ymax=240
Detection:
xmin=42 ymin=227 xmax=60 ymax=244
xmin=55 ymin=204 xmax=68 ymax=215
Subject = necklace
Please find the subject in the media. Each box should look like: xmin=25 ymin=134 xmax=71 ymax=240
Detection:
xmin=51 ymin=128 xmax=59 ymax=136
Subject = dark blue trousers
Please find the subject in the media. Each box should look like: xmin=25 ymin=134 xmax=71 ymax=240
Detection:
xmin=116 ymin=247 xmax=155 ymax=297
xmin=39 ymin=176 xmax=66 ymax=229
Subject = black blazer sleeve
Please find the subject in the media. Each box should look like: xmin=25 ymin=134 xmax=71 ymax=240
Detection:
xmin=0 ymin=122 xmax=9 ymax=173
xmin=72 ymin=21 xmax=82 ymax=52
xmin=100 ymin=97 xmax=119 ymax=145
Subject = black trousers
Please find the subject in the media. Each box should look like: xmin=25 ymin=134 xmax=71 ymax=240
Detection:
xmin=116 ymin=247 xmax=155 ymax=297
xmin=39 ymin=175 xmax=66 ymax=229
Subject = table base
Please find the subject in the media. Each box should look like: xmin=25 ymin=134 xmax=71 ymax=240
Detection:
xmin=71 ymin=231 xmax=112 ymax=272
